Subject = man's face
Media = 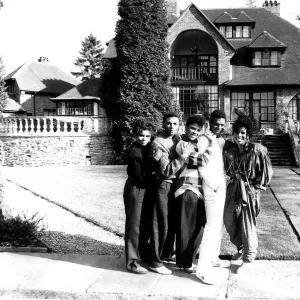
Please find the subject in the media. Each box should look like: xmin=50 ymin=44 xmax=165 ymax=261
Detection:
xmin=210 ymin=118 xmax=225 ymax=136
xmin=185 ymin=123 xmax=203 ymax=141
xmin=163 ymin=117 xmax=179 ymax=137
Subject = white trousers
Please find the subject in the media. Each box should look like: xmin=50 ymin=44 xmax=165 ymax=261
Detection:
xmin=196 ymin=177 xmax=226 ymax=273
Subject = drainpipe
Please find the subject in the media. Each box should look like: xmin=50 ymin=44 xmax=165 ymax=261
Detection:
xmin=33 ymin=92 xmax=36 ymax=116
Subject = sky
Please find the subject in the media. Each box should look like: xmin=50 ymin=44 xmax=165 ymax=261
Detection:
xmin=0 ymin=0 xmax=299 ymax=75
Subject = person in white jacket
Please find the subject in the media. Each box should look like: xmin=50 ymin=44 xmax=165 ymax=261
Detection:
xmin=196 ymin=110 xmax=230 ymax=285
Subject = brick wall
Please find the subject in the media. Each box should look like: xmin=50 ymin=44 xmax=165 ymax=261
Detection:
xmin=0 ymin=135 xmax=116 ymax=166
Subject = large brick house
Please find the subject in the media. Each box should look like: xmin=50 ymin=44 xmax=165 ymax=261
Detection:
xmin=104 ymin=0 xmax=300 ymax=131
xmin=4 ymin=57 xmax=80 ymax=116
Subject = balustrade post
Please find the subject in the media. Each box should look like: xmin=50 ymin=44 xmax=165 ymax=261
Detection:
xmin=70 ymin=119 xmax=74 ymax=133
xmin=36 ymin=118 xmax=41 ymax=134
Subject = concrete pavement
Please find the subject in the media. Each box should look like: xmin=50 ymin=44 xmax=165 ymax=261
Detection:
xmin=1 ymin=253 xmax=300 ymax=300
xmin=0 ymin=166 xmax=300 ymax=299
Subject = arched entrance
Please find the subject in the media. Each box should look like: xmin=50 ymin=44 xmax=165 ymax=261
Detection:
xmin=288 ymin=93 xmax=300 ymax=121
xmin=170 ymin=30 xmax=219 ymax=120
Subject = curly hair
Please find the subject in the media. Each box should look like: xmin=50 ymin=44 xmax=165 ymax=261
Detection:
xmin=232 ymin=116 xmax=252 ymax=138
xmin=186 ymin=114 xmax=206 ymax=128
xmin=132 ymin=120 xmax=155 ymax=136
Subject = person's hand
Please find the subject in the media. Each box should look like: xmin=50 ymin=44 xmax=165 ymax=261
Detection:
xmin=204 ymin=131 xmax=216 ymax=145
xmin=176 ymin=142 xmax=194 ymax=159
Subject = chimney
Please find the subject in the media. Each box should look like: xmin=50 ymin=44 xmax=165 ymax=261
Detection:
xmin=262 ymin=0 xmax=280 ymax=17
xmin=166 ymin=0 xmax=180 ymax=23
xmin=38 ymin=56 xmax=49 ymax=63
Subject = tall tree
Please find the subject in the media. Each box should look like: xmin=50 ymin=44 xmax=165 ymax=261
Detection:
xmin=74 ymin=33 xmax=104 ymax=80
xmin=109 ymin=0 xmax=178 ymax=156
xmin=297 ymin=15 xmax=300 ymax=21
xmin=0 ymin=56 xmax=8 ymax=116
xmin=246 ymin=0 xmax=256 ymax=7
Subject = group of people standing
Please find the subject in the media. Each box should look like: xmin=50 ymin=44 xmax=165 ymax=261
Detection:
xmin=123 ymin=110 xmax=273 ymax=285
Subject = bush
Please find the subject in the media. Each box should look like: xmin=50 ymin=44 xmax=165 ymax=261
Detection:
xmin=0 ymin=209 xmax=47 ymax=245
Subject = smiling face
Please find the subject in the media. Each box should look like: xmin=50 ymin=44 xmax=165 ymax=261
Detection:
xmin=210 ymin=117 xmax=225 ymax=136
xmin=185 ymin=123 xmax=203 ymax=141
xmin=136 ymin=130 xmax=152 ymax=147
xmin=163 ymin=117 xmax=180 ymax=137
xmin=233 ymin=126 xmax=249 ymax=146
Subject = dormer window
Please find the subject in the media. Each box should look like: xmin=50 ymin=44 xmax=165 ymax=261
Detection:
xmin=219 ymin=25 xmax=250 ymax=38
xmin=252 ymin=50 xmax=281 ymax=67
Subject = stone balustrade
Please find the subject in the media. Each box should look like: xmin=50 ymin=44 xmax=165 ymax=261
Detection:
xmin=0 ymin=116 xmax=112 ymax=136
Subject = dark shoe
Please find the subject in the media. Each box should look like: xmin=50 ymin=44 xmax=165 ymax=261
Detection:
xmin=161 ymin=254 xmax=176 ymax=263
xmin=127 ymin=262 xmax=148 ymax=274
xmin=232 ymin=250 xmax=244 ymax=261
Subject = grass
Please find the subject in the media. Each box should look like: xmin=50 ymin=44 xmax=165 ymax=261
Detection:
xmin=2 ymin=165 xmax=300 ymax=259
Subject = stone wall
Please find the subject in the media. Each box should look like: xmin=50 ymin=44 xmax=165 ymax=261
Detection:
xmin=0 ymin=135 xmax=116 ymax=166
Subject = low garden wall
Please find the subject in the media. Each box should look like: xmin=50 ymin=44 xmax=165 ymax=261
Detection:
xmin=0 ymin=117 xmax=116 ymax=166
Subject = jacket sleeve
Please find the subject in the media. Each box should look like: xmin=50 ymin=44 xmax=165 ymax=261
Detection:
xmin=150 ymin=140 xmax=185 ymax=178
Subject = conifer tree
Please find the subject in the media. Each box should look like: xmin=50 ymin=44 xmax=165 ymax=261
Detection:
xmin=0 ymin=56 xmax=8 ymax=116
xmin=74 ymin=33 xmax=104 ymax=80
xmin=111 ymin=0 xmax=178 ymax=155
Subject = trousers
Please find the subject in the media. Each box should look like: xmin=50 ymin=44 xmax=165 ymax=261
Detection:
xmin=123 ymin=178 xmax=152 ymax=268
xmin=176 ymin=190 xmax=206 ymax=268
xmin=149 ymin=180 xmax=176 ymax=268
xmin=223 ymin=181 xmax=259 ymax=262
xmin=197 ymin=178 xmax=226 ymax=272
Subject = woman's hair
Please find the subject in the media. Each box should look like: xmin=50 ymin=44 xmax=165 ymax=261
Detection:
xmin=232 ymin=116 xmax=252 ymax=137
xmin=133 ymin=120 xmax=155 ymax=136
xmin=186 ymin=114 xmax=206 ymax=128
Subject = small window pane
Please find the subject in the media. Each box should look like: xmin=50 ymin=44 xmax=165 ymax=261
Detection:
xmin=243 ymin=26 xmax=250 ymax=38
xmin=226 ymin=26 xmax=233 ymax=38
xmin=236 ymin=26 xmax=242 ymax=38
xmin=220 ymin=26 xmax=225 ymax=35
xmin=270 ymin=51 xmax=278 ymax=65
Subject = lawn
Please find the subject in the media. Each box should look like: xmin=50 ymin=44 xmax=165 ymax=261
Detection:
xmin=2 ymin=166 xmax=300 ymax=259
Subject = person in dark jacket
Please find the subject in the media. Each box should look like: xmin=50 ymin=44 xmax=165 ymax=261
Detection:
xmin=123 ymin=120 xmax=154 ymax=274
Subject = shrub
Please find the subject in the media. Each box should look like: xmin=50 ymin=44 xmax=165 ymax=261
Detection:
xmin=0 ymin=209 xmax=47 ymax=243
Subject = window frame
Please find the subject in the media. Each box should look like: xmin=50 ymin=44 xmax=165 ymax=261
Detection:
xmin=230 ymin=91 xmax=275 ymax=122
xmin=288 ymin=94 xmax=300 ymax=121
xmin=218 ymin=24 xmax=251 ymax=39
xmin=174 ymin=85 xmax=219 ymax=121
xmin=252 ymin=50 xmax=281 ymax=67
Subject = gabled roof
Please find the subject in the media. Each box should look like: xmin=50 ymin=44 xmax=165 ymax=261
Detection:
xmin=4 ymin=97 xmax=26 ymax=113
xmin=247 ymin=31 xmax=287 ymax=49
xmin=4 ymin=61 xmax=80 ymax=94
xmin=214 ymin=10 xmax=255 ymax=24
xmin=51 ymin=78 xmax=101 ymax=101
xmin=103 ymin=39 xmax=117 ymax=59
xmin=169 ymin=3 xmax=235 ymax=52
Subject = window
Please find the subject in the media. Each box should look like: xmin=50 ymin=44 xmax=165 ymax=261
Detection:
xmin=65 ymin=101 xmax=93 ymax=116
xmin=252 ymin=50 xmax=281 ymax=67
xmin=173 ymin=85 xmax=219 ymax=121
xmin=43 ymin=109 xmax=56 ymax=116
xmin=231 ymin=91 xmax=275 ymax=122
xmin=219 ymin=25 xmax=250 ymax=38
xmin=288 ymin=94 xmax=300 ymax=121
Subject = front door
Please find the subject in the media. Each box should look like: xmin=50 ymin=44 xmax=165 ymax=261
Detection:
xmin=248 ymin=99 xmax=261 ymax=128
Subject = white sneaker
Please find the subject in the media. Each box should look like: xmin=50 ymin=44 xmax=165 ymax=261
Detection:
xmin=149 ymin=266 xmax=172 ymax=275
xmin=212 ymin=259 xmax=231 ymax=268
xmin=237 ymin=262 xmax=253 ymax=274
xmin=196 ymin=271 xmax=217 ymax=285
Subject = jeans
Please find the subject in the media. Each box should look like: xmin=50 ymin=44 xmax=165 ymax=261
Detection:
xmin=197 ymin=178 xmax=226 ymax=273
